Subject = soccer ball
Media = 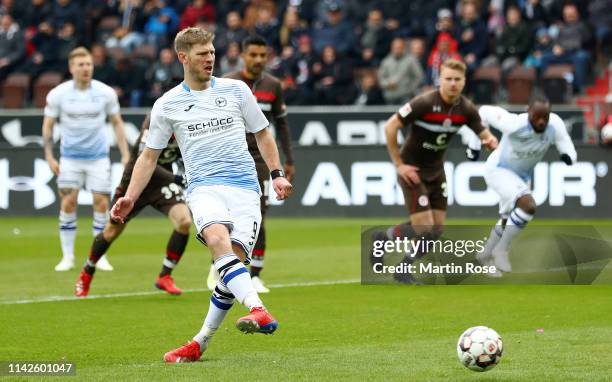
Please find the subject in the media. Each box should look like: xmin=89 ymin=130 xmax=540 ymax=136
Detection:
xmin=456 ymin=326 xmax=503 ymax=372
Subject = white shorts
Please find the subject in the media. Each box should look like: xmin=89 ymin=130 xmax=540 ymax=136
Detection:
xmin=188 ymin=185 xmax=261 ymax=261
xmin=485 ymin=166 xmax=531 ymax=216
xmin=57 ymin=157 xmax=111 ymax=194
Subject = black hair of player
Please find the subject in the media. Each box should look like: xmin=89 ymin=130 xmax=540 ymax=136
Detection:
xmin=528 ymin=91 xmax=550 ymax=109
xmin=242 ymin=35 xmax=268 ymax=52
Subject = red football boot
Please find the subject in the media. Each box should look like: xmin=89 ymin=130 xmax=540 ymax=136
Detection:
xmin=75 ymin=271 xmax=93 ymax=297
xmin=163 ymin=340 xmax=202 ymax=363
xmin=236 ymin=307 xmax=278 ymax=334
xmin=155 ymin=275 xmax=182 ymax=295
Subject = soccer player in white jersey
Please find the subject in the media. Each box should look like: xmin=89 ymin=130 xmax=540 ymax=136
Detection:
xmin=476 ymin=95 xmax=577 ymax=274
xmin=43 ymin=47 xmax=130 ymax=272
xmin=110 ymin=28 xmax=293 ymax=363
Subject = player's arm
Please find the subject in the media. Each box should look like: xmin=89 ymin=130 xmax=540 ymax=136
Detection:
xmin=384 ymin=103 xmax=421 ymax=185
xmin=254 ymin=128 xmax=293 ymax=200
xmin=458 ymin=126 xmax=482 ymax=161
xmin=109 ymin=113 xmax=130 ymax=166
xmin=552 ymin=114 xmax=577 ymax=165
xmin=273 ymin=83 xmax=295 ymax=182
xmin=111 ymin=147 xmax=161 ymax=223
xmin=478 ymin=105 xmax=522 ymax=135
xmin=42 ymin=116 xmax=59 ymax=175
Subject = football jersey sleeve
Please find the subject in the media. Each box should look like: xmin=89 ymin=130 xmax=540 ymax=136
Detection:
xmin=146 ymin=100 xmax=173 ymax=150
xmin=551 ymin=113 xmax=577 ymax=162
xmin=239 ymin=81 xmax=269 ymax=133
xmin=43 ymin=87 xmax=60 ymax=118
xmin=479 ymin=105 xmax=522 ymax=134
xmin=396 ymin=94 xmax=427 ymax=125
xmin=104 ymin=86 xmax=121 ymax=115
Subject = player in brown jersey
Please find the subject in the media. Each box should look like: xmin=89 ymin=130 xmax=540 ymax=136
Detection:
xmin=377 ymin=59 xmax=498 ymax=282
xmin=74 ymin=114 xmax=192 ymax=297
xmin=221 ymin=35 xmax=295 ymax=293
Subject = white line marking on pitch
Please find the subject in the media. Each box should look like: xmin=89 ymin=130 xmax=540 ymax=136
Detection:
xmin=1 ymin=279 xmax=360 ymax=305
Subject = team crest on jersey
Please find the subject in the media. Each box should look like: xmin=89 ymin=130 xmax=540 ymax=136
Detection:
xmin=443 ymin=118 xmax=452 ymax=129
xmin=215 ymin=97 xmax=227 ymax=107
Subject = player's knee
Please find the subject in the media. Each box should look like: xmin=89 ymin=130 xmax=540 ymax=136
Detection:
xmin=202 ymin=226 xmax=230 ymax=250
xmin=517 ymin=197 xmax=536 ymax=215
xmin=175 ymin=215 xmax=192 ymax=233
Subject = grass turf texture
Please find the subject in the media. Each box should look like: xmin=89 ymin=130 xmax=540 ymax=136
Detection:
xmin=1 ymin=217 xmax=611 ymax=381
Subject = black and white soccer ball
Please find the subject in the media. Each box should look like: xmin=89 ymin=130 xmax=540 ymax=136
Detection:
xmin=457 ymin=326 xmax=503 ymax=372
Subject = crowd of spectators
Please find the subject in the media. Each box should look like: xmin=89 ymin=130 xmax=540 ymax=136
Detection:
xmin=0 ymin=0 xmax=610 ymax=107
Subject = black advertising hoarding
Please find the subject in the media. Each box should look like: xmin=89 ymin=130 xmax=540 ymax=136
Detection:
xmin=1 ymin=146 xmax=609 ymax=218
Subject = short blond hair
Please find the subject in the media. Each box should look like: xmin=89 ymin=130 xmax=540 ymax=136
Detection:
xmin=174 ymin=27 xmax=215 ymax=53
xmin=441 ymin=58 xmax=466 ymax=74
xmin=68 ymin=47 xmax=91 ymax=63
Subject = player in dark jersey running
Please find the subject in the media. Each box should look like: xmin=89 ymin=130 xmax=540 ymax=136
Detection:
xmin=222 ymin=35 xmax=295 ymax=293
xmin=377 ymin=59 xmax=498 ymax=282
xmin=74 ymin=114 xmax=192 ymax=297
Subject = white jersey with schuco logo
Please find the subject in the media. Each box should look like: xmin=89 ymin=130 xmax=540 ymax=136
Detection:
xmin=146 ymin=77 xmax=269 ymax=195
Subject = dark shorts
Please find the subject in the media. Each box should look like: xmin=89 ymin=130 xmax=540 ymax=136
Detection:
xmin=256 ymin=161 xmax=269 ymax=216
xmin=398 ymin=172 xmax=448 ymax=214
xmin=112 ymin=173 xmax=185 ymax=224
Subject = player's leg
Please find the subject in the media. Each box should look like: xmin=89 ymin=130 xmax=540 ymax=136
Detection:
xmin=155 ymin=203 xmax=191 ymax=295
xmin=493 ymin=194 xmax=535 ymax=272
xmin=75 ymin=221 xmax=125 ymax=297
xmin=92 ymin=192 xmax=113 ymax=271
xmin=88 ymin=158 xmax=114 ymax=271
xmin=56 ymin=187 xmax=79 ymax=271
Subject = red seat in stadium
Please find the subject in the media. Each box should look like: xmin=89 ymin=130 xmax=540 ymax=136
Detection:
xmin=2 ymin=73 xmax=31 ymax=108
xmin=472 ymin=65 xmax=501 ymax=104
xmin=506 ymin=66 xmax=536 ymax=104
xmin=33 ymin=72 xmax=64 ymax=108
xmin=543 ymin=64 xmax=574 ymax=104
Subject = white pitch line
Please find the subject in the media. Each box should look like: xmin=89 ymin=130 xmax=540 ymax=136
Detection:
xmin=1 ymin=279 xmax=360 ymax=305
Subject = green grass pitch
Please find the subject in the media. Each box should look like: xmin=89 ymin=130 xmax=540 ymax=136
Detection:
xmin=1 ymin=217 xmax=611 ymax=381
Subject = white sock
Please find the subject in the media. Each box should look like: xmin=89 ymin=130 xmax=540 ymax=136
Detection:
xmin=479 ymin=219 xmax=504 ymax=259
xmin=193 ymin=280 xmax=234 ymax=351
xmin=496 ymin=208 xmax=533 ymax=253
xmin=92 ymin=211 xmax=108 ymax=236
xmin=214 ymin=254 xmax=263 ymax=310
xmin=59 ymin=211 xmax=77 ymax=260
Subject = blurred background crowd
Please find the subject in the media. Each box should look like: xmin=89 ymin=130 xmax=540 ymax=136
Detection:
xmin=0 ymin=0 xmax=610 ymax=108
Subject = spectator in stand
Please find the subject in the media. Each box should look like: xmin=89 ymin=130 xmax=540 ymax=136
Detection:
xmin=286 ymin=34 xmax=316 ymax=105
xmin=312 ymin=0 xmax=356 ymax=57
xmin=540 ymin=3 xmax=591 ymax=92
xmin=145 ymin=47 xmax=182 ymax=103
xmin=0 ymin=13 xmax=25 ymax=82
xmin=312 ymin=44 xmax=355 ymax=105
xmin=105 ymin=26 xmax=144 ymax=52
xmin=495 ymin=6 xmax=533 ymax=75
xmin=218 ymin=40 xmax=242 ymax=75
xmin=178 ymin=0 xmax=215 ymax=30
xmin=520 ymin=0 xmax=549 ymax=30
xmin=426 ymin=32 xmax=461 ymax=86
xmin=91 ymin=43 xmax=117 ymax=85
xmin=588 ymin=0 xmax=612 ymax=59
xmin=143 ymin=0 xmax=179 ymax=48
xmin=354 ymin=70 xmax=385 ymax=105
xmin=22 ymin=0 xmax=53 ymax=30
xmin=455 ymin=1 xmax=488 ymax=78
xmin=357 ymin=8 xmax=391 ymax=68
xmin=254 ymin=5 xmax=281 ymax=52
xmin=214 ymin=10 xmax=248 ymax=57
xmin=409 ymin=37 xmax=428 ymax=72
xmin=51 ymin=0 xmax=82 ymax=35
xmin=524 ymin=27 xmax=553 ymax=70
xmin=57 ymin=22 xmax=78 ymax=72
xmin=378 ymin=37 xmax=424 ymax=105
xmin=112 ymin=56 xmax=146 ymax=107
xmin=279 ymin=6 xmax=309 ymax=50
xmin=20 ymin=20 xmax=61 ymax=78
xmin=428 ymin=8 xmax=455 ymax=51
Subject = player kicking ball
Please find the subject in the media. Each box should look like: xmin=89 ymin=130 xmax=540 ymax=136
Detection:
xmin=75 ymin=114 xmax=191 ymax=297
xmin=110 ymin=28 xmax=293 ymax=363
xmin=476 ymin=95 xmax=577 ymax=274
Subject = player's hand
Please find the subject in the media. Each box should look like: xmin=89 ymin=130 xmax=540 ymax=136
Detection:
xmin=273 ymin=177 xmax=293 ymax=200
xmin=397 ymin=164 xmax=421 ymax=186
xmin=481 ymin=135 xmax=498 ymax=151
xmin=46 ymin=156 xmax=60 ymax=176
xmin=110 ymin=196 xmax=134 ymax=224
xmin=466 ymin=148 xmax=480 ymax=161
xmin=284 ymin=163 xmax=295 ymax=183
